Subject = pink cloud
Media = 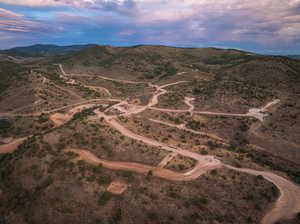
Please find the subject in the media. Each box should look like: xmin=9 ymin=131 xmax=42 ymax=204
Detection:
xmin=0 ymin=7 xmax=59 ymax=33
xmin=131 ymin=0 xmax=300 ymax=46
xmin=0 ymin=0 xmax=129 ymax=8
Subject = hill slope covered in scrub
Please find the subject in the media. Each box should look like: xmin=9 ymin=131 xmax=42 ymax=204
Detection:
xmin=0 ymin=45 xmax=300 ymax=224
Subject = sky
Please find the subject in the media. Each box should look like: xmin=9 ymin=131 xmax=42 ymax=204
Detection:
xmin=0 ymin=0 xmax=300 ymax=54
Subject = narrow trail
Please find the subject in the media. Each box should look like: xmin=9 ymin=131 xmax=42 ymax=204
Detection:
xmin=42 ymin=72 xmax=84 ymax=100
xmin=106 ymin=81 xmax=188 ymax=118
xmin=149 ymin=107 xmax=251 ymax=118
xmin=51 ymin=81 xmax=84 ymax=101
xmin=149 ymin=107 xmax=188 ymax=113
xmin=149 ymin=99 xmax=280 ymax=122
xmin=225 ymin=165 xmax=300 ymax=224
xmin=58 ymin=64 xmax=112 ymax=97
xmin=262 ymin=99 xmax=281 ymax=111
xmin=85 ymin=85 xmax=112 ymax=96
xmin=96 ymin=75 xmax=147 ymax=85
xmin=184 ymin=97 xmax=195 ymax=114
xmin=148 ymin=118 xmax=227 ymax=144
xmin=60 ymin=66 xmax=147 ymax=85
xmin=158 ymin=152 xmax=178 ymax=168
xmin=58 ymin=64 xmax=68 ymax=78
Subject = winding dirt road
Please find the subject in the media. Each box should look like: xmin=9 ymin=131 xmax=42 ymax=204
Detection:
xmin=0 ymin=98 xmax=121 ymax=118
xmin=184 ymin=97 xmax=195 ymax=114
xmin=66 ymin=148 xmax=220 ymax=181
xmin=49 ymin=104 xmax=98 ymax=127
xmin=58 ymin=64 xmax=113 ymax=97
xmin=225 ymin=165 xmax=300 ymax=224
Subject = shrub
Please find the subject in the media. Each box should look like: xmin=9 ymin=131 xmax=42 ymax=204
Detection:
xmin=201 ymin=150 xmax=208 ymax=155
xmin=167 ymin=192 xmax=180 ymax=199
xmin=98 ymin=191 xmax=112 ymax=205
xmin=256 ymin=175 xmax=264 ymax=180
xmin=97 ymin=175 xmax=111 ymax=185
xmin=211 ymin=170 xmax=218 ymax=175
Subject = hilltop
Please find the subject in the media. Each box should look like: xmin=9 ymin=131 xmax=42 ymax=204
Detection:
xmin=287 ymin=55 xmax=300 ymax=60
xmin=0 ymin=44 xmax=94 ymax=57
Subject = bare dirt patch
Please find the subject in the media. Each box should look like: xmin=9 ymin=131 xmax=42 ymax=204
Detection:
xmin=107 ymin=180 xmax=128 ymax=195
xmin=0 ymin=137 xmax=27 ymax=154
xmin=49 ymin=104 xmax=96 ymax=126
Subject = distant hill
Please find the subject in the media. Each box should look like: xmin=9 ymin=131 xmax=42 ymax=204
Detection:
xmin=287 ymin=55 xmax=300 ymax=59
xmin=51 ymin=44 xmax=263 ymax=78
xmin=0 ymin=44 xmax=95 ymax=57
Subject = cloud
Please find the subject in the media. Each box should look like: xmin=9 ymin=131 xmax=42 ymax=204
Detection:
xmin=0 ymin=6 xmax=63 ymax=48
xmin=0 ymin=0 xmax=135 ymax=9
xmin=129 ymin=0 xmax=300 ymax=47
xmin=0 ymin=0 xmax=300 ymax=53
xmin=0 ymin=8 xmax=40 ymax=32
xmin=0 ymin=8 xmax=22 ymax=17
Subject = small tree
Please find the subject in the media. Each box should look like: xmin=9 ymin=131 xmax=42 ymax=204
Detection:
xmin=146 ymin=170 xmax=153 ymax=181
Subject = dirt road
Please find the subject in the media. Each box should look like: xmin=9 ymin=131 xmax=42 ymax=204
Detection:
xmin=225 ymin=165 xmax=300 ymax=224
xmin=0 ymin=137 xmax=27 ymax=154
xmin=58 ymin=64 xmax=113 ymax=97
xmin=158 ymin=152 xmax=178 ymax=168
xmin=148 ymin=118 xmax=227 ymax=144
xmin=184 ymin=97 xmax=195 ymax=114
xmin=0 ymin=98 xmax=121 ymax=117
xmin=247 ymin=99 xmax=280 ymax=121
xmin=149 ymin=101 xmax=280 ymax=122
xmin=66 ymin=148 xmax=220 ymax=181
xmin=97 ymin=75 xmax=147 ymax=84
xmin=49 ymin=104 xmax=98 ymax=126
xmin=85 ymin=85 xmax=112 ymax=96
xmin=106 ymin=81 xmax=188 ymax=118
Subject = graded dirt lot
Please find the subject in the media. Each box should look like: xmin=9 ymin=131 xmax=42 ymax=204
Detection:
xmin=107 ymin=180 xmax=128 ymax=195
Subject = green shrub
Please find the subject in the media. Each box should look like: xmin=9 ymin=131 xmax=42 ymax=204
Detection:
xmin=98 ymin=191 xmax=112 ymax=205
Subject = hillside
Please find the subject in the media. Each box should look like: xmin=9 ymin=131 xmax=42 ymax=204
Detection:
xmin=0 ymin=57 xmax=29 ymax=94
xmin=0 ymin=45 xmax=300 ymax=224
